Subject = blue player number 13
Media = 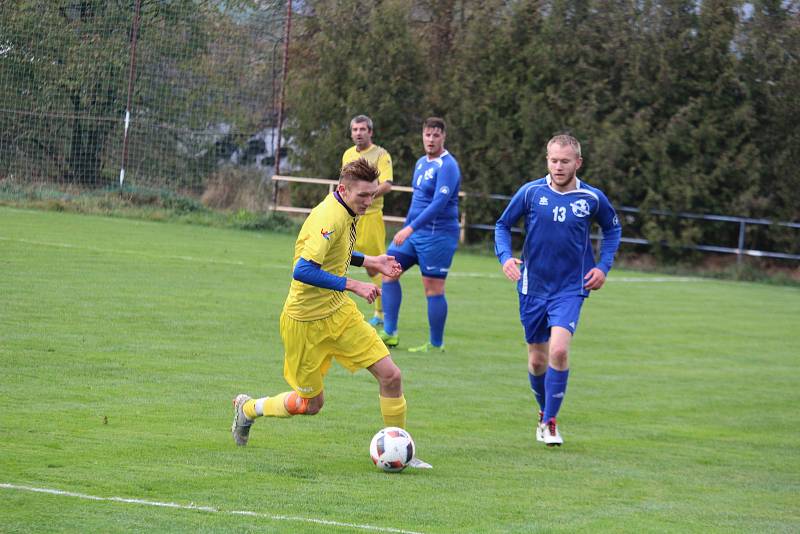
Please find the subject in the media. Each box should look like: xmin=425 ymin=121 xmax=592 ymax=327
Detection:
xmin=552 ymin=206 xmax=566 ymax=222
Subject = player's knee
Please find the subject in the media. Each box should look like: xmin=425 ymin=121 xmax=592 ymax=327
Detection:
xmin=528 ymin=347 xmax=548 ymax=369
xmin=549 ymin=346 xmax=569 ymax=367
xmin=379 ymin=365 xmax=402 ymax=390
xmin=304 ymin=400 xmax=322 ymax=416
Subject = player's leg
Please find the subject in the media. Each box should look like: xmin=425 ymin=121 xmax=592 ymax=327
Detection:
xmin=540 ymin=327 xmax=571 ymax=446
xmin=335 ymin=303 xmax=431 ymax=468
xmin=231 ymin=312 xmax=329 ymax=446
xmin=367 ymin=356 xmax=406 ymax=428
xmin=519 ymin=293 xmax=551 ymax=442
xmin=540 ymin=296 xmax=584 ymax=446
xmin=527 ymin=342 xmax=548 ymax=441
xmin=408 ymin=276 xmax=447 ymax=352
xmin=408 ymin=233 xmax=458 ymax=352
xmin=381 ymin=240 xmax=417 ymax=346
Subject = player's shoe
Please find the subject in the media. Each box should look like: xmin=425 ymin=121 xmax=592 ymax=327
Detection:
xmin=368 ymin=315 xmax=384 ymax=327
xmin=535 ymin=411 xmax=545 ymax=443
xmin=408 ymin=342 xmax=445 ymax=353
xmin=408 ymin=457 xmax=433 ymax=469
xmin=542 ymin=417 xmax=563 ymax=447
xmin=379 ymin=330 xmax=399 ymax=347
xmin=231 ymin=394 xmax=254 ymax=447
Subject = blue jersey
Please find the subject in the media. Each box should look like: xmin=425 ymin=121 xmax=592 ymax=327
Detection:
xmin=494 ymin=175 xmax=622 ymax=298
xmin=404 ymin=150 xmax=461 ymax=236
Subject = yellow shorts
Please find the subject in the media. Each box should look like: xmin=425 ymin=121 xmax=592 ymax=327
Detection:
xmin=355 ymin=210 xmax=387 ymax=257
xmin=280 ymin=298 xmax=389 ymax=398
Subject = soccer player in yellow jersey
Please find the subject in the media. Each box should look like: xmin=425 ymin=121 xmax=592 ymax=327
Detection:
xmin=231 ymin=158 xmax=430 ymax=468
xmin=341 ymin=115 xmax=393 ymax=327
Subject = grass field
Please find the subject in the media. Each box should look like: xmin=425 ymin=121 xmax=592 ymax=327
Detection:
xmin=1 ymin=206 xmax=798 ymax=533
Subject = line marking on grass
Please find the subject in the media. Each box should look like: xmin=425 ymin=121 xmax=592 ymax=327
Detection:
xmin=0 ymin=236 xmax=704 ymax=283
xmin=0 ymin=483 xmax=424 ymax=534
xmin=450 ymin=271 xmax=703 ymax=282
xmin=0 ymin=236 xmax=288 ymax=270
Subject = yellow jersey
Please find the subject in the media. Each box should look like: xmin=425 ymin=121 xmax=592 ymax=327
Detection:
xmin=283 ymin=192 xmax=357 ymax=321
xmin=341 ymin=144 xmax=393 ymax=214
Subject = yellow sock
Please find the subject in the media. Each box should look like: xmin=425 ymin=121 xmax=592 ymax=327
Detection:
xmin=244 ymin=392 xmax=292 ymax=419
xmin=370 ymin=274 xmax=383 ymax=318
xmin=263 ymin=392 xmax=292 ymax=417
xmin=242 ymin=398 xmax=258 ymax=419
xmin=379 ymin=394 xmax=407 ymax=429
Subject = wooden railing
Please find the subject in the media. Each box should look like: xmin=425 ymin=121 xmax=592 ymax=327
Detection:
xmin=271 ymin=175 xmax=468 ymax=243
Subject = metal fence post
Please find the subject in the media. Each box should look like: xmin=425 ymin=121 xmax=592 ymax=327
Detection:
xmin=737 ymin=220 xmax=746 ymax=266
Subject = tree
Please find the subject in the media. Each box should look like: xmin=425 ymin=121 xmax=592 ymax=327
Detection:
xmin=0 ymin=0 xmax=271 ymax=188
xmin=286 ymin=0 xmax=425 ymax=189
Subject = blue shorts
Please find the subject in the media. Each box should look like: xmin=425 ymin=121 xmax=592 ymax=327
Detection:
xmin=387 ymin=231 xmax=459 ymax=279
xmin=519 ymin=294 xmax=585 ymax=344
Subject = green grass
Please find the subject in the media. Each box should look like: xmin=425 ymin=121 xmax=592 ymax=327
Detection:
xmin=1 ymin=206 xmax=798 ymax=533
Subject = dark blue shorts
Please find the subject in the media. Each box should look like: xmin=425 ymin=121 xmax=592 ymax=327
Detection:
xmin=387 ymin=232 xmax=459 ymax=279
xmin=519 ymin=293 xmax=585 ymax=344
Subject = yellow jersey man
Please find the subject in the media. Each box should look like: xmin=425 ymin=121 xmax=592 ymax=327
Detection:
xmin=231 ymin=158 xmax=430 ymax=469
xmin=341 ymin=115 xmax=393 ymax=327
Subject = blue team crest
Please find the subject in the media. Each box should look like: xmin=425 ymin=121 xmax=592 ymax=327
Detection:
xmin=439 ymin=186 xmax=449 ymax=195
xmin=424 ymin=168 xmax=435 ymax=181
xmin=570 ymin=199 xmax=591 ymax=218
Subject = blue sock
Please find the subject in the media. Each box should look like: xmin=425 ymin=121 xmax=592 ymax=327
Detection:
xmin=426 ymin=294 xmax=447 ymax=346
xmin=528 ymin=372 xmax=546 ymax=413
xmin=382 ymin=280 xmax=401 ymax=335
xmin=543 ymin=367 xmax=569 ymax=422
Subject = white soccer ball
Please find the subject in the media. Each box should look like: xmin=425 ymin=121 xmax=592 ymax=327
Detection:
xmin=369 ymin=427 xmax=415 ymax=473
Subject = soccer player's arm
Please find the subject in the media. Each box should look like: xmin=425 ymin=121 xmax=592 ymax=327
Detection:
xmin=594 ymin=193 xmax=622 ymax=275
xmin=292 ymin=215 xmax=346 ymax=291
xmin=405 ymin=162 xmax=460 ymax=231
xmin=373 ymin=150 xmax=393 ymax=199
xmin=351 ymin=251 xmax=402 ymax=277
xmin=494 ymin=185 xmax=527 ymax=280
xmin=293 ymin=218 xmax=345 ymax=291
xmin=294 ymin=233 xmax=380 ymax=301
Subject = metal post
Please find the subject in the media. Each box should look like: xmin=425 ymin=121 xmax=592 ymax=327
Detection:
xmin=737 ymin=220 xmax=746 ymax=266
xmin=272 ymin=0 xmax=292 ymax=206
xmin=119 ymin=0 xmax=142 ymax=189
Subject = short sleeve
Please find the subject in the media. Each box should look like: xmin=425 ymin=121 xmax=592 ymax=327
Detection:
xmin=300 ymin=210 xmax=337 ymax=264
xmin=377 ymin=150 xmax=393 ymax=183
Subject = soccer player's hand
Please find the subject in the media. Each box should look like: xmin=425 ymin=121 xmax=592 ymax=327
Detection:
xmin=392 ymin=226 xmax=414 ymax=246
xmin=502 ymin=258 xmax=523 ymax=281
xmin=345 ymin=279 xmax=381 ymax=303
xmin=369 ymin=254 xmax=403 ymax=278
xmin=584 ymin=267 xmax=606 ymax=290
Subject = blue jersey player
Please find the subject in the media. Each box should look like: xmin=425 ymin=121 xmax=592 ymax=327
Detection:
xmin=379 ymin=117 xmax=461 ymax=352
xmin=494 ymin=134 xmax=621 ymax=446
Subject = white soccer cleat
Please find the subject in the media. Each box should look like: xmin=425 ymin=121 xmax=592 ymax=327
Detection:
xmin=535 ymin=411 xmax=545 ymax=443
xmin=542 ymin=417 xmax=563 ymax=447
xmin=407 ymin=457 xmax=433 ymax=469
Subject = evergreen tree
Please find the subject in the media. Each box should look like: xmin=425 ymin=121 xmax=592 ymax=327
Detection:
xmin=286 ymin=0 xmax=425 ymax=187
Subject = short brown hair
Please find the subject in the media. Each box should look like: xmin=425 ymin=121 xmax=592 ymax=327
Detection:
xmin=423 ymin=117 xmax=446 ymax=132
xmin=340 ymin=158 xmax=379 ymax=184
xmin=547 ymin=134 xmax=582 ymax=158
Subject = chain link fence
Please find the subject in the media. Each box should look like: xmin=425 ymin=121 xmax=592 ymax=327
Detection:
xmin=1 ymin=0 xmax=288 ymax=204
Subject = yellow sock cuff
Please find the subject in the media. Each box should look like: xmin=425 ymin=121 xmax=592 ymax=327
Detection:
xmin=242 ymin=398 xmax=258 ymax=419
xmin=263 ymin=392 xmax=292 ymax=418
xmin=379 ymin=395 xmax=407 ymax=429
